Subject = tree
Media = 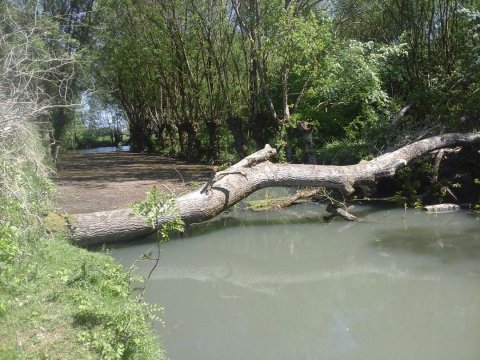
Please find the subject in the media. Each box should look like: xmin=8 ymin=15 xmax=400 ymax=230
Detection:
xmin=93 ymin=0 xmax=337 ymax=161
xmin=69 ymin=132 xmax=480 ymax=245
xmin=331 ymin=0 xmax=480 ymax=135
xmin=0 ymin=1 xmax=79 ymax=145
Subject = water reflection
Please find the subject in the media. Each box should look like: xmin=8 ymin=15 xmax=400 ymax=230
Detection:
xmin=110 ymin=205 xmax=480 ymax=360
xmin=74 ymin=145 xmax=130 ymax=154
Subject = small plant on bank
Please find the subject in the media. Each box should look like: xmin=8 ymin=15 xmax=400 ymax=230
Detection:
xmin=391 ymin=161 xmax=437 ymax=207
xmin=131 ymin=186 xmax=185 ymax=292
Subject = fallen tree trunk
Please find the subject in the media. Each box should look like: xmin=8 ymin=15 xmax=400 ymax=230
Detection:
xmin=70 ymin=133 xmax=480 ymax=246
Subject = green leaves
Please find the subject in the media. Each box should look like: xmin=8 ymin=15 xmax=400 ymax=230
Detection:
xmin=0 ymin=223 xmax=19 ymax=268
xmin=72 ymin=268 xmax=164 ymax=360
xmin=131 ymin=186 xmax=185 ymax=240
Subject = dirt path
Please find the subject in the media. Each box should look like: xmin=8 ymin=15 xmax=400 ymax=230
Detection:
xmin=54 ymin=151 xmax=213 ymax=214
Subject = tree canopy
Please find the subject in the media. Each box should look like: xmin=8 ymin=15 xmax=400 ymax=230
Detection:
xmin=2 ymin=0 xmax=479 ymax=162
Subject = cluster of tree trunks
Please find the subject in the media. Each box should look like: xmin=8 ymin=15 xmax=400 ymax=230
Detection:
xmin=69 ymin=133 xmax=480 ymax=246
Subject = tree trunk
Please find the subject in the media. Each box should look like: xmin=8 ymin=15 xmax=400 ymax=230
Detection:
xmin=129 ymin=118 xmax=152 ymax=153
xmin=186 ymin=123 xmax=198 ymax=161
xmin=113 ymin=127 xmax=122 ymax=147
xmin=69 ymin=133 xmax=480 ymax=246
xmin=252 ymin=112 xmax=273 ymax=150
xmin=297 ymin=121 xmax=317 ymax=164
xmin=177 ymin=121 xmax=197 ymax=160
xmin=206 ymin=119 xmax=221 ymax=162
xmin=227 ymin=116 xmax=247 ymax=159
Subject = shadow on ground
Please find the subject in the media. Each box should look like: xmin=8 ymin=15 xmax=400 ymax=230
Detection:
xmin=55 ymin=151 xmax=213 ymax=214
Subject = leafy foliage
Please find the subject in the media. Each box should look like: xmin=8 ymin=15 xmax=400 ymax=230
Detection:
xmin=82 ymin=0 xmax=479 ymax=172
xmin=132 ymin=186 xmax=185 ymax=240
xmin=68 ymin=259 xmax=165 ymax=360
xmin=391 ymin=161 xmax=435 ymax=207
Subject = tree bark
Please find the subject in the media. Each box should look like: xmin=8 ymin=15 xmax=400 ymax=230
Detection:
xmin=206 ymin=119 xmax=221 ymax=162
xmin=326 ymin=203 xmax=360 ymax=221
xmin=227 ymin=116 xmax=247 ymax=159
xmin=297 ymin=121 xmax=317 ymax=164
xmin=69 ymin=133 xmax=480 ymax=246
xmin=387 ymin=103 xmax=412 ymax=142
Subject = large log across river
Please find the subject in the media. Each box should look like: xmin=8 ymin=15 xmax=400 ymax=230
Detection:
xmin=70 ymin=133 xmax=480 ymax=246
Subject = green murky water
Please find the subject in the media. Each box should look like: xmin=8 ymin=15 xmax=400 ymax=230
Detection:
xmin=110 ymin=194 xmax=480 ymax=360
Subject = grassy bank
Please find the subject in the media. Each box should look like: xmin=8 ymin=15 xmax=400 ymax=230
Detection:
xmin=0 ymin=123 xmax=164 ymax=359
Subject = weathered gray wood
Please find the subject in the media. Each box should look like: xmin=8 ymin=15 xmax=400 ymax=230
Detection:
xmin=70 ymin=133 xmax=480 ymax=245
xmin=326 ymin=203 xmax=360 ymax=221
xmin=388 ymin=104 xmax=412 ymax=140
xmin=422 ymin=203 xmax=461 ymax=213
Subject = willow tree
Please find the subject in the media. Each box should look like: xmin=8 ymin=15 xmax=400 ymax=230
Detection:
xmin=93 ymin=0 xmax=339 ymax=160
xmin=91 ymin=1 xmax=155 ymax=152
xmin=93 ymin=0 xmax=248 ymax=158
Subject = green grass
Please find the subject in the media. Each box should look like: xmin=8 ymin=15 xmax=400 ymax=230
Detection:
xmin=0 ymin=235 xmax=165 ymax=360
xmin=0 ymin=122 xmax=165 ymax=359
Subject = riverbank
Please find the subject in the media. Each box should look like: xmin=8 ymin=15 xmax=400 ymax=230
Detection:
xmin=1 ymin=235 xmax=165 ymax=359
xmin=0 ymin=130 xmax=167 ymax=359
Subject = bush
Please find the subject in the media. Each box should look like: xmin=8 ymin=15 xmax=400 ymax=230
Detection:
xmin=317 ymin=139 xmax=371 ymax=165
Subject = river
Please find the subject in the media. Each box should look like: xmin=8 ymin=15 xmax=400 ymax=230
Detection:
xmin=109 ymin=192 xmax=480 ymax=360
xmin=75 ymin=145 xmax=130 ymax=154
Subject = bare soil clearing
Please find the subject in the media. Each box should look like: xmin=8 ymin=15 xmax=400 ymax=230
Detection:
xmin=54 ymin=151 xmax=213 ymax=214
